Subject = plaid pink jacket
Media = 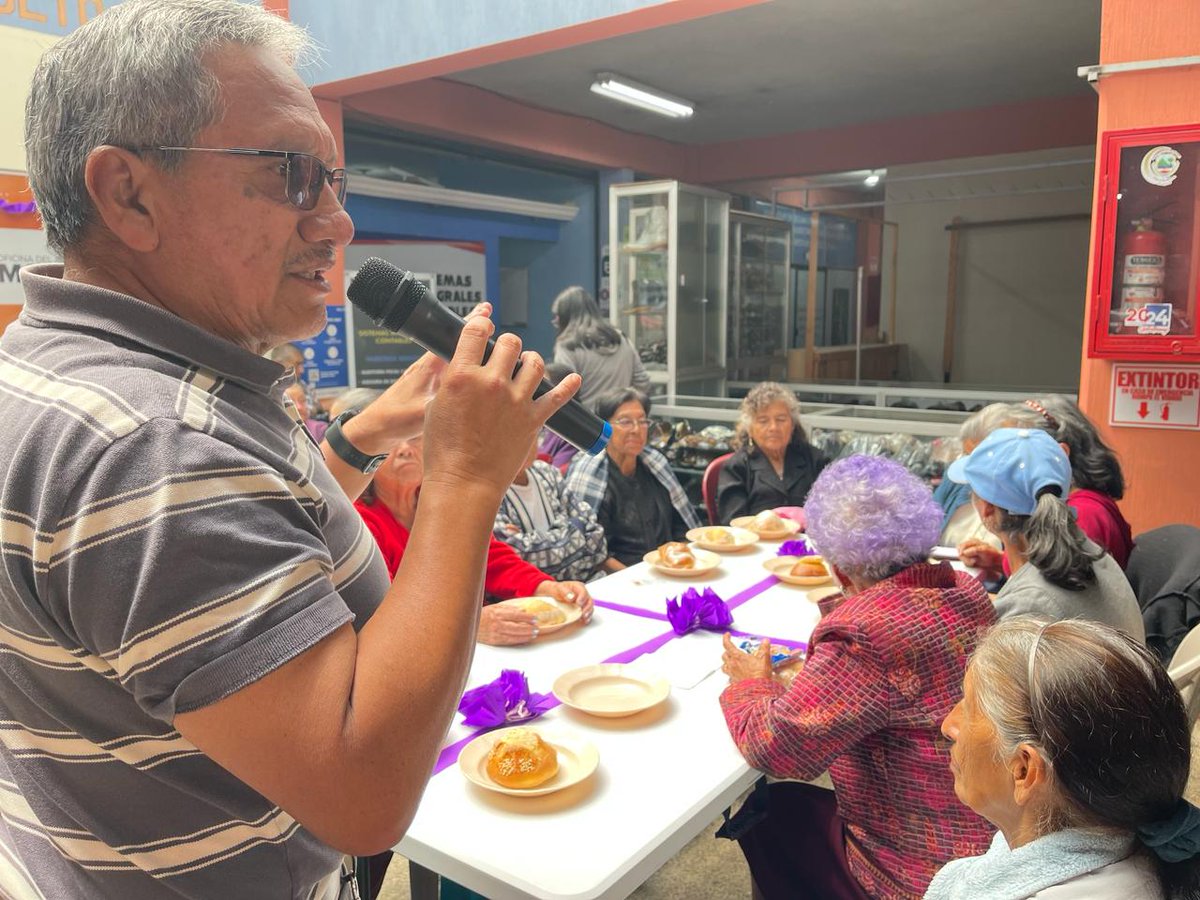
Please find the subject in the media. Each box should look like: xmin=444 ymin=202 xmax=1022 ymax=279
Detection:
xmin=721 ymin=563 xmax=996 ymax=900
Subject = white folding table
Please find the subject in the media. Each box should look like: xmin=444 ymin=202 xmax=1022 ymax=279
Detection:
xmin=396 ymin=542 xmax=825 ymax=899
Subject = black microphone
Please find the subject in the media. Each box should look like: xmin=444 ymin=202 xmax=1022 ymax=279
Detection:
xmin=347 ymin=257 xmax=611 ymax=455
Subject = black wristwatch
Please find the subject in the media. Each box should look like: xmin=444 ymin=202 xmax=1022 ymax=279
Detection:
xmin=325 ymin=411 xmax=388 ymax=474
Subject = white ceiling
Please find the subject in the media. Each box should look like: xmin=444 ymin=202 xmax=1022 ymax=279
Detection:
xmin=449 ymin=0 xmax=1101 ymax=146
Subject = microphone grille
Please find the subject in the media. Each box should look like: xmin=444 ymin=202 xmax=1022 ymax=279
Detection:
xmin=347 ymin=257 xmax=427 ymax=330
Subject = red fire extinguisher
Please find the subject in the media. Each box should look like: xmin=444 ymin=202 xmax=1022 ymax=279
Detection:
xmin=1116 ymin=218 xmax=1167 ymax=334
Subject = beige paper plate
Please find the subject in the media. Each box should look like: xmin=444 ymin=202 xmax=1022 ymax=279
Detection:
xmin=552 ymin=664 xmax=671 ymax=718
xmin=731 ymin=515 xmax=802 ymax=541
xmin=763 ymin=555 xmax=834 ymax=587
xmin=642 ymin=547 xmax=722 ymax=577
xmin=493 ymin=596 xmax=583 ymax=635
xmin=685 ymin=526 xmax=759 ymax=552
xmin=458 ymin=727 xmax=599 ymax=797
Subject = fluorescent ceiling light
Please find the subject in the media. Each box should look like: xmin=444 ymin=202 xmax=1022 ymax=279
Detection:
xmin=590 ymin=73 xmax=694 ymax=118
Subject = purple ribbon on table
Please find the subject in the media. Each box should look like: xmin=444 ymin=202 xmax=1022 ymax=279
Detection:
xmin=457 ymin=669 xmax=555 ymax=729
xmin=777 ymin=537 xmax=815 ymax=557
xmin=434 ymin=574 xmax=789 ymax=775
xmin=665 ymin=587 xmax=734 ymax=636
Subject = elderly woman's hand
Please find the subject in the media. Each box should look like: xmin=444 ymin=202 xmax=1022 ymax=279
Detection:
xmin=957 ymin=539 xmax=1004 ymax=574
xmin=721 ymin=633 xmax=772 ymax=683
xmin=534 ymin=580 xmax=593 ymax=624
xmin=477 ymin=604 xmax=539 ymax=645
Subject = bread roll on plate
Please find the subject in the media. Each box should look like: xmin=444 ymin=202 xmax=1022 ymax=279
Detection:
xmin=753 ymin=510 xmax=787 ymax=532
xmin=486 ymin=727 xmax=559 ymax=789
xmin=657 ymin=541 xmax=696 ymax=570
xmin=507 ymin=597 xmax=567 ymax=627
xmin=789 ymin=556 xmax=828 ymax=578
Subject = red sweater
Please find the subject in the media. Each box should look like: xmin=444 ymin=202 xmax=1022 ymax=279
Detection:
xmin=355 ymin=498 xmax=552 ymax=599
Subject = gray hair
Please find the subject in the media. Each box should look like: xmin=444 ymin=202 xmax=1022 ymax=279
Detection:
xmin=987 ymin=492 xmax=1102 ymax=591
xmin=959 ymin=402 xmax=1018 ymax=447
xmin=1006 ymin=397 xmax=1126 ymax=500
xmin=25 ymin=0 xmax=313 ymax=252
xmin=733 ymin=382 xmax=807 ymax=451
xmin=328 ymin=388 xmax=382 ymax=419
xmin=970 ymin=617 xmax=1190 ymax=846
xmin=267 ymin=343 xmax=304 ymax=368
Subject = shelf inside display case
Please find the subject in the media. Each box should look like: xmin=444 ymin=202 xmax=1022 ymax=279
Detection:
xmin=610 ymin=181 xmax=729 ymax=396
xmin=728 ymin=211 xmax=792 ymax=382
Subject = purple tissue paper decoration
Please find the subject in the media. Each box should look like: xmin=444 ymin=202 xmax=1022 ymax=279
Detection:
xmin=0 ymin=200 xmax=36 ymax=214
xmin=458 ymin=669 xmax=554 ymax=729
xmin=778 ymin=537 xmax=814 ymax=557
xmin=666 ymin=587 xmax=733 ymax=636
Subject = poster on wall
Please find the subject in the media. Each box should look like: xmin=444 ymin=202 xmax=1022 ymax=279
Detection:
xmin=295 ymin=305 xmax=348 ymax=391
xmin=0 ymin=228 xmax=57 ymax=303
xmin=344 ymin=241 xmax=487 ymax=387
xmin=1109 ymin=363 xmax=1200 ymax=431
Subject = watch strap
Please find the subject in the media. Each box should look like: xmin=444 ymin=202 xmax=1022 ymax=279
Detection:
xmin=326 ymin=412 xmax=388 ymax=474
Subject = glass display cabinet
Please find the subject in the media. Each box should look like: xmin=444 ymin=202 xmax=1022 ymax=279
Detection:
xmin=610 ymin=180 xmax=729 ymax=398
xmin=727 ymin=211 xmax=792 ymax=382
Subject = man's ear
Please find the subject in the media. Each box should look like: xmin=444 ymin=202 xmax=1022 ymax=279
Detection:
xmin=1058 ymin=441 xmax=1071 ymax=459
xmin=82 ymin=146 xmax=163 ymax=253
xmin=1010 ymin=744 xmax=1050 ymax=807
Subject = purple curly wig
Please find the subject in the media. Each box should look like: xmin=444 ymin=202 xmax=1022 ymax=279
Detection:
xmin=805 ymin=455 xmax=942 ymax=582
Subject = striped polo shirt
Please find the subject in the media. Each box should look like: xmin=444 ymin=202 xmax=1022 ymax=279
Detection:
xmin=0 ymin=265 xmax=389 ymax=899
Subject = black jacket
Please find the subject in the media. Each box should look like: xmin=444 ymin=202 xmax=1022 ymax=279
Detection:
xmin=716 ymin=443 xmax=830 ymax=525
xmin=1128 ymin=525 xmax=1200 ymax=664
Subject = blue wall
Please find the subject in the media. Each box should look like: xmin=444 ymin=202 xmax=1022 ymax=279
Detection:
xmin=346 ymin=139 xmax=597 ymax=356
xmin=293 ymin=0 xmax=666 ymax=85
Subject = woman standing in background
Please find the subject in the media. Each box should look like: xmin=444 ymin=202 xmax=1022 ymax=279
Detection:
xmin=552 ymin=286 xmax=650 ymax=410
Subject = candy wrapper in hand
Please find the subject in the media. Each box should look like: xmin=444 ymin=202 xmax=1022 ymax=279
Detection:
xmin=458 ymin=669 xmax=554 ymax=729
xmin=665 ymin=587 xmax=733 ymax=636
xmin=778 ymin=537 xmax=815 ymax=557
xmin=736 ymin=638 xmax=806 ymax=668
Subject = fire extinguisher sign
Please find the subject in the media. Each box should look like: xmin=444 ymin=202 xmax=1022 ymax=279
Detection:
xmin=1110 ymin=364 xmax=1200 ymax=430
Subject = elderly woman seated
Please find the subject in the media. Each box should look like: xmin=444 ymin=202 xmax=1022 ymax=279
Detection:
xmin=716 ymin=381 xmax=830 ymax=524
xmin=566 ymin=387 xmax=700 ymax=570
xmin=355 ymin=435 xmax=593 ymax=645
xmin=947 ymin=427 xmax=1143 ymax=639
xmin=494 ymin=433 xmax=608 ymax=583
xmin=933 ymin=403 xmax=1010 ymax=550
xmin=929 ymin=617 xmax=1200 ymax=899
xmin=959 ymin=396 xmax=1134 ymax=575
xmin=720 ymin=455 xmax=995 ymax=900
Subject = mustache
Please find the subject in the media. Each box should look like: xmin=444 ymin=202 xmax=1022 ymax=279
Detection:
xmin=286 ymin=251 xmax=337 ymax=270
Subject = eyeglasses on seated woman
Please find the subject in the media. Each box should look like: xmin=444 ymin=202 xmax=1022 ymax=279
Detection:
xmin=564 ymin=387 xmax=700 ymax=572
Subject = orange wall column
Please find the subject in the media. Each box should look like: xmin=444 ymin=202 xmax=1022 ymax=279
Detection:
xmin=1080 ymin=0 xmax=1200 ymax=531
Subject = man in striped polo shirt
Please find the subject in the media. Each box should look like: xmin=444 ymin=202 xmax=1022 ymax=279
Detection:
xmin=0 ymin=2 xmax=579 ymax=898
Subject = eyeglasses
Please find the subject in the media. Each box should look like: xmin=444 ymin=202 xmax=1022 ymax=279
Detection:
xmin=143 ymin=147 xmax=347 ymax=211
xmin=612 ymin=417 xmax=653 ymax=431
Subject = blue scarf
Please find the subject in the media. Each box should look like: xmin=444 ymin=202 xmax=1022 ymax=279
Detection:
xmin=932 ymin=478 xmax=972 ymax=530
xmin=924 ymin=829 xmax=1134 ymax=900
